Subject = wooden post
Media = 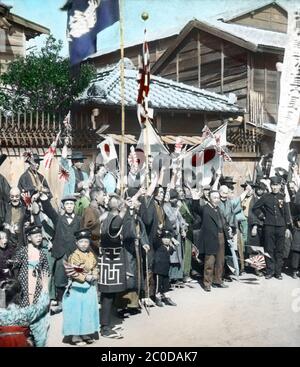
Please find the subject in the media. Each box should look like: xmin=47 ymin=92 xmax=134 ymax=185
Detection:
xmin=144 ymin=121 xmax=150 ymax=189
xmin=176 ymin=53 xmax=179 ymax=83
xmin=197 ymin=31 xmax=201 ymax=88
xmin=220 ymin=41 xmax=224 ymax=94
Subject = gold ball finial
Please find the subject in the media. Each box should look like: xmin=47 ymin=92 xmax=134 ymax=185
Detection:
xmin=141 ymin=12 xmax=149 ymax=21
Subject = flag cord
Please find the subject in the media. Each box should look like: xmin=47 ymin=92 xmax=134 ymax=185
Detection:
xmin=119 ymin=0 xmax=125 ymax=197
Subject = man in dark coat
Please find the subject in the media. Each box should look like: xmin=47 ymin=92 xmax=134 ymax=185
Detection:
xmin=40 ymin=195 xmax=81 ymax=312
xmin=0 ymin=154 xmax=11 ymax=227
xmin=196 ymin=190 xmax=230 ymax=291
xmin=117 ymin=189 xmax=150 ymax=312
xmin=18 ymin=153 xmax=52 ymax=199
xmin=98 ymin=197 xmax=127 ymax=339
xmin=252 ymin=176 xmax=292 ymax=279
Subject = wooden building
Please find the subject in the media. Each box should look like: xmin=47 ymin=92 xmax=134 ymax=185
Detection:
xmin=86 ymin=2 xmax=291 ymax=160
xmin=0 ymin=1 xmax=49 ymax=74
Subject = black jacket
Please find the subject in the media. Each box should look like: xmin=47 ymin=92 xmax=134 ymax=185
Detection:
xmin=153 ymin=238 xmax=174 ymax=276
xmin=41 ymin=199 xmax=81 ymax=259
xmin=18 ymin=169 xmax=52 ymax=199
xmin=195 ymin=203 xmax=229 ymax=255
xmin=252 ymin=193 xmax=291 ymax=228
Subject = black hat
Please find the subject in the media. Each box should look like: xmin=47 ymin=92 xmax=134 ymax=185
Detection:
xmin=294 ymin=214 xmax=300 ymax=222
xmin=288 ymin=149 xmax=298 ymax=165
xmin=270 ymin=176 xmax=282 ymax=185
xmin=70 ymin=151 xmax=86 ymax=161
xmin=275 ymin=167 xmax=288 ymax=181
xmin=169 ymin=189 xmax=179 ymax=200
xmin=126 ymin=187 xmax=139 ymax=198
xmin=240 ymin=180 xmax=255 ymax=188
xmin=61 ymin=195 xmax=77 ymax=203
xmin=74 ymin=228 xmax=92 ymax=241
xmin=161 ymin=229 xmax=172 ymax=238
xmin=254 ymin=181 xmax=267 ymax=191
xmin=32 ymin=154 xmax=43 ymax=163
xmin=0 ymin=154 xmax=7 ymax=167
xmin=220 ymin=176 xmax=236 ymax=186
xmin=25 ymin=224 xmax=42 ymax=236
xmin=202 ymin=185 xmax=211 ymax=191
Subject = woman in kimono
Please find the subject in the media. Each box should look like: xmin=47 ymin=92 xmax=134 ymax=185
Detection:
xmin=13 ymin=224 xmax=50 ymax=346
xmin=0 ymin=277 xmax=49 ymax=347
xmin=62 ymin=229 xmax=99 ymax=346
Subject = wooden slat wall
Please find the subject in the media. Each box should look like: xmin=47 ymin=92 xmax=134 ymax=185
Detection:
xmin=0 ymin=23 xmax=25 ymax=74
xmin=229 ymin=4 xmax=288 ymax=33
xmin=93 ymin=35 xmax=177 ymax=70
xmin=158 ymin=30 xmax=248 ymax=107
xmin=253 ymin=53 xmax=283 ymax=124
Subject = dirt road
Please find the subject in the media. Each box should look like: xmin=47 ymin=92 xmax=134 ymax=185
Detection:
xmin=47 ymin=273 xmax=300 ymax=347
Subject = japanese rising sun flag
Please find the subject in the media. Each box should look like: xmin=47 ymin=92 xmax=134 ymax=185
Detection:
xmin=137 ymin=29 xmax=153 ymax=127
xmin=245 ymin=255 xmax=266 ymax=270
xmin=43 ymin=131 xmax=61 ymax=170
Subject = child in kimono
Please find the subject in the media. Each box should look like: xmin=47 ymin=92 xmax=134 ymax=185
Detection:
xmin=153 ymin=229 xmax=177 ymax=307
xmin=62 ymin=229 xmax=99 ymax=346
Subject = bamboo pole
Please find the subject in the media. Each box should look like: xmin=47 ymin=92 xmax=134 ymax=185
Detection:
xmin=119 ymin=0 xmax=126 ymax=197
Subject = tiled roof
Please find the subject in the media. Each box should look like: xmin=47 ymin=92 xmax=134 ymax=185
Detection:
xmin=206 ymin=19 xmax=287 ymax=50
xmin=76 ymin=59 xmax=242 ymax=114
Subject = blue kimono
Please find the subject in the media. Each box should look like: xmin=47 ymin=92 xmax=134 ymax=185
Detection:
xmin=60 ymin=157 xmax=89 ymax=197
xmin=0 ymin=292 xmax=50 ymax=347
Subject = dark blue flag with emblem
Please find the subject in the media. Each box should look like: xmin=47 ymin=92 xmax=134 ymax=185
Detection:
xmin=65 ymin=0 xmax=119 ymax=66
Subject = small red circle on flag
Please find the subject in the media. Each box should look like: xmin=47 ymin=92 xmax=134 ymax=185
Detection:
xmin=104 ymin=144 xmax=110 ymax=156
xmin=192 ymin=149 xmax=216 ymax=167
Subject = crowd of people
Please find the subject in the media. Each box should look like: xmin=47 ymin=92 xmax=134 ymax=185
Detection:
xmin=0 ymin=146 xmax=300 ymax=347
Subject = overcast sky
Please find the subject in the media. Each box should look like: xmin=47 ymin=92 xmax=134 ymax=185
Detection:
xmin=7 ymin=0 xmax=300 ymax=57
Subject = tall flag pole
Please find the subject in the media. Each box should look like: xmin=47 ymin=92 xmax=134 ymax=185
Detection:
xmin=119 ymin=0 xmax=126 ymax=196
xmin=137 ymin=12 xmax=152 ymax=188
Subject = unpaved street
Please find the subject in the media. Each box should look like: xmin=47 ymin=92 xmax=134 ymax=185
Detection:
xmin=48 ymin=273 xmax=300 ymax=347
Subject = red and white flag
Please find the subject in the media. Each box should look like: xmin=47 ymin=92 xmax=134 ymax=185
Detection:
xmin=59 ymin=166 xmax=70 ymax=182
xmin=43 ymin=131 xmax=61 ymax=170
xmin=184 ymin=123 xmax=230 ymax=186
xmin=245 ymin=255 xmax=266 ymax=270
xmin=137 ymin=29 xmax=153 ymax=128
xmin=97 ymin=137 xmax=118 ymax=165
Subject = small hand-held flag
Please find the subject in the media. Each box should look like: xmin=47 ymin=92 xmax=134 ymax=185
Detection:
xmin=245 ymin=255 xmax=266 ymax=270
xmin=65 ymin=0 xmax=120 ymax=66
xmin=21 ymin=192 xmax=32 ymax=208
xmin=59 ymin=166 xmax=70 ymax=182
xmin=43 ymin=131 xmax=61 ymax=170
xmin=97 ymin=137 xmax=118 ymax=165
